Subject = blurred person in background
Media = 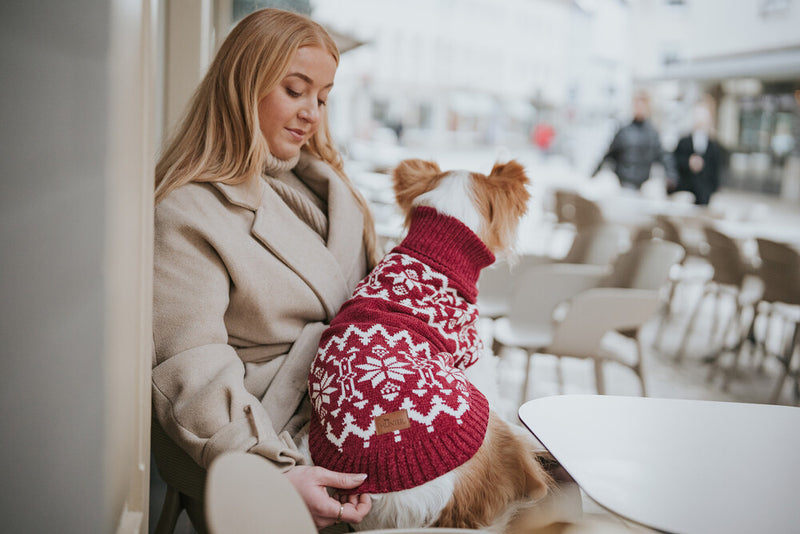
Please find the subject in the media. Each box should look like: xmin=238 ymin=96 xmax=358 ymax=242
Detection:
xmin=671 ymin=103 xmax=723 ymax=205
xmin=532 ymin=121 xmax=556 ymax=155
xmin=592 ymin=90 xmax=676 ymax=190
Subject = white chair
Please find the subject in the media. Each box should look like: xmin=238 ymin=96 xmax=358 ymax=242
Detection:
xmin=542 ymin=288 xmax=662 ymax=395
xmin=476 ymin=262 xmax=516 ymax=321
xmin=494 ymin=240 xmax=684 ymax=401
xmin=560 ymin=223 xmax=629 ymax=266
xmin=205 ymin=452 xmax=493 ymax=534
xmin=477 ymin=223 xmax=628 ymax=323
xmin=493 ymin=263 xmax=611 ymax=399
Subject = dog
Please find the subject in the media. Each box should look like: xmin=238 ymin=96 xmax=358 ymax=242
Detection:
xmin=306 ymin=158 xmax=564 ymax=531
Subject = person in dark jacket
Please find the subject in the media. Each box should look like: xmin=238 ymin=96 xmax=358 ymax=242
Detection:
xmin=671 ymin=104 xmax=722 ymax=205
xmin=592 ymin=91 xmax=676 ymax=189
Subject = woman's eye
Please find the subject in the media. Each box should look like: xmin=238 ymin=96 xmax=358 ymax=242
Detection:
xmin=286 ymin=88 xmax=301 ymax=97
xmin=318 ymin=99 xmax=327 ymax=107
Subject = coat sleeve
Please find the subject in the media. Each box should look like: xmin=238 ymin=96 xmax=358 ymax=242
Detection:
xmin=673 ymin=137 xmax=692 ymax=175
xmin=592 ymin=128 xmax=622 ymax=176
xmin=151 ymin=196 xmax=306 ymax=471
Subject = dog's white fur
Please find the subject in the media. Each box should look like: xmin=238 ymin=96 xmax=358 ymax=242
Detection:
xmin=296 ymin=431 xmax=457 ymax=529
xmin=412 ymin=169 xmax=483 ymax=235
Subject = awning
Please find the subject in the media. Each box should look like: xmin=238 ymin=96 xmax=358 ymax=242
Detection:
xmin=659 ymin=46 xmax=800 ymax=82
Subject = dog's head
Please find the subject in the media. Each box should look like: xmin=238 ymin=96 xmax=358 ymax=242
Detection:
xmin=392 ymin=159 xmax=531 ymax=254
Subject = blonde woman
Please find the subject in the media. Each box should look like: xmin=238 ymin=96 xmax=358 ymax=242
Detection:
xmin=152 ymin=9 xmax=377 ymax=531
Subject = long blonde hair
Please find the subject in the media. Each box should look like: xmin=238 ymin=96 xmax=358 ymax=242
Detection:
xmin=155 ymin=8 xmax=379 ymax=267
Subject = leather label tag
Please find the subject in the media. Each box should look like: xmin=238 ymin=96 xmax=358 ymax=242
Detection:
xmin=374 ymin=409 xmax=411 ymax=435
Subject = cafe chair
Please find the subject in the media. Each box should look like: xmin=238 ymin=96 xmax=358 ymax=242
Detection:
xmin=598 ymin=238 xmax=684 ymax=292
xmin=477 ymin=226 xmax=627 ymax=341
xmin=538 ymin=287 xmax=662 ymax=396
xmin=204 ymin=451 xmax=493 ymax=534
xmin=751 ymin=238 xmax=800 ymax=404
xmin=476 ymin=261 xmax=516 ymax=322
xmin=494 ymin=240 xmax=684 ymax=401
xmin=768 ymin=326 xmax=800 ymax=405
xmin=669 ymin=190 xmax=696 ymax=204
xmin=493 ymin=262 xmax=612 ymax=398
xmin=477 ymin=255 xmax=560 ymax=347
xmin=560 ymin=222 xmax=629 ymax=266
xmin=526 ymin=221 xmax=630 ymax=267
xmin=545 ymin=189 xmax=605 ymax=256
xmin=676 ymin=226 xmax=763 ymax=389
xmin=638 ymin=215 xmax=712 ymax=350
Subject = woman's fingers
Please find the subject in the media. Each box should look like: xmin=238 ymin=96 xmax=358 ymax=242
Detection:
xmin=316 ymin=467 xmax=368 ymax=490
xmin=286 ymin=465 xmax=371 ymax=527
xmin=336 ymin=495 xmax=372 ymax=524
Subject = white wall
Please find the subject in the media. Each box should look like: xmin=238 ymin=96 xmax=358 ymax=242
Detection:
xmin=631 ymin=0 xmax=800 ymax=77
xmin=0 ymin=2 xmax=154 ymax=532
xmin=684 ymin=0 xmax=800 ymax=58
xmin=0 ymin=2 xmax=108 ymax=531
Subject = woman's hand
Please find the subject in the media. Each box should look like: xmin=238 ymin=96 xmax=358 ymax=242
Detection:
xmin=285 ymin=465 xmax=372 ymax=529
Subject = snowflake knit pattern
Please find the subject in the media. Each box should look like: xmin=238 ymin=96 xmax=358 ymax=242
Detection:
xmin=308 ymin=206 xmax=495 ymax=494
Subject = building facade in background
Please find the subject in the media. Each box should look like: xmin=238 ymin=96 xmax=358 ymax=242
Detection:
xmin=630 ymin=0 xmax=800 ymax=199
xmin=229 ymin=0 xmax=800 ymax=199
xmin=312 ymin=0 xmax=633 ymax=172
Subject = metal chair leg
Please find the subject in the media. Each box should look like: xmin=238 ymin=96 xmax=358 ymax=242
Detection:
xmin=770 ymin=322 xmax=800 ymax=404
xmin=154 ymin=485 xmax=183 ymax=534
xmin=521 ymin=349 xmax=534 ymax=405
xmin=593 ymin=358 xmax=606 ymax=395
xmin=635 ymin=336 xmax=647 ymax=397
xmin=675 ymin=286 xmax=711 ymax=362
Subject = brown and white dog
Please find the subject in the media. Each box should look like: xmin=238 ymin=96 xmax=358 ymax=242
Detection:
xmin=305 ymin=159 xmax=566 ymax=532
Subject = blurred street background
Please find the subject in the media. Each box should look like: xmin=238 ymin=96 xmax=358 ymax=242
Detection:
xmin=224 ymin=0 xmax=800 ymax=414
xmin=299 ymin=0 xmax=800 ymax=201
xmin=4 ymin=1 xmax=799 ymax=532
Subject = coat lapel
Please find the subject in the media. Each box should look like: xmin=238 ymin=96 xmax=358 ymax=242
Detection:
xmin=212 ymin=153 xmax=363 ymax=321
xmin=294 ymin=152 xmax=365 ymax=281
xmin=252 ymin=187 xmax=349 ymax=320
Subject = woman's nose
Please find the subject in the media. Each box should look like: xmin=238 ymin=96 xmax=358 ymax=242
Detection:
xmin=298 ymin=102 xmax=319 ymax=124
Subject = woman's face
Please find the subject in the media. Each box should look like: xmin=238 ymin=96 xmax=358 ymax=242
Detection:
xmin=258 ymin=46 xmax=337 ymax=160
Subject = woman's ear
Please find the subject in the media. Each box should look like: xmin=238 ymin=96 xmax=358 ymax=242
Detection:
xmin=392 ymin=159 xmax=441 ymax=213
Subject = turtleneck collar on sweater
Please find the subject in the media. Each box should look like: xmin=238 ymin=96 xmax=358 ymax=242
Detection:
xmin=393 ymin=206 xmax=495 ymax=302
xmin=263 ymin=151 xmax=301 ymax=176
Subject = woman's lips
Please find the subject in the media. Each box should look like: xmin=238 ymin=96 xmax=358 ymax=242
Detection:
xmin=286 ymin=128 xmax=305 ymax=142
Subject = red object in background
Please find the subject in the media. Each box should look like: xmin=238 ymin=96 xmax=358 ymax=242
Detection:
xmin=532 ymin=122 xmax=555 ymax=151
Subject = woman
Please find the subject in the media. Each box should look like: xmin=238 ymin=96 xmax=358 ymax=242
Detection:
xmin=152 ymin=8 xmax=378 ymax=531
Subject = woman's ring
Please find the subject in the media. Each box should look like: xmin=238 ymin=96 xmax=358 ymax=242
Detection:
xmin=335 ymin=503 xmax=344 ymax=524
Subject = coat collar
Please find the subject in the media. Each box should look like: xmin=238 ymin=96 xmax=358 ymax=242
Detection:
xmin=211 ymin=151 xmax=365 ymax=321
xmin=213 ymin=173 xmax=263 ymax=211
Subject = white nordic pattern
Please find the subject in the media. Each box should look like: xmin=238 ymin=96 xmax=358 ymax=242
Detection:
xmin=311 ymin=323 xmax=473 ymax=451
xmin=352 ymin=252 xmax=482 ymax=368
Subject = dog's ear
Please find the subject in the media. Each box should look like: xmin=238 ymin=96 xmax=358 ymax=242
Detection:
xmin=477 ymin=159 xmax=531 ymax=252
xmin=487 ymin=159 xmax=531 ymax=192
xmin=392 ymin=159 xmax=442 ymax=214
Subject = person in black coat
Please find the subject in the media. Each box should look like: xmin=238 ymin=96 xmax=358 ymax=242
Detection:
xmin=671 ymin=105 xmax=722 ymax=205
xmin=592 ymin=90 xmax=676 ymax=189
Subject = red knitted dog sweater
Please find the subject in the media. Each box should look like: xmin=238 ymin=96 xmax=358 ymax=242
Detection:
xmin=308 ymin=207 xmax=494 ymax=493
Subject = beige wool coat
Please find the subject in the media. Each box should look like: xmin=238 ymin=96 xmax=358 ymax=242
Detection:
xmin=152 ymin=152 xmax=370 ymax=499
